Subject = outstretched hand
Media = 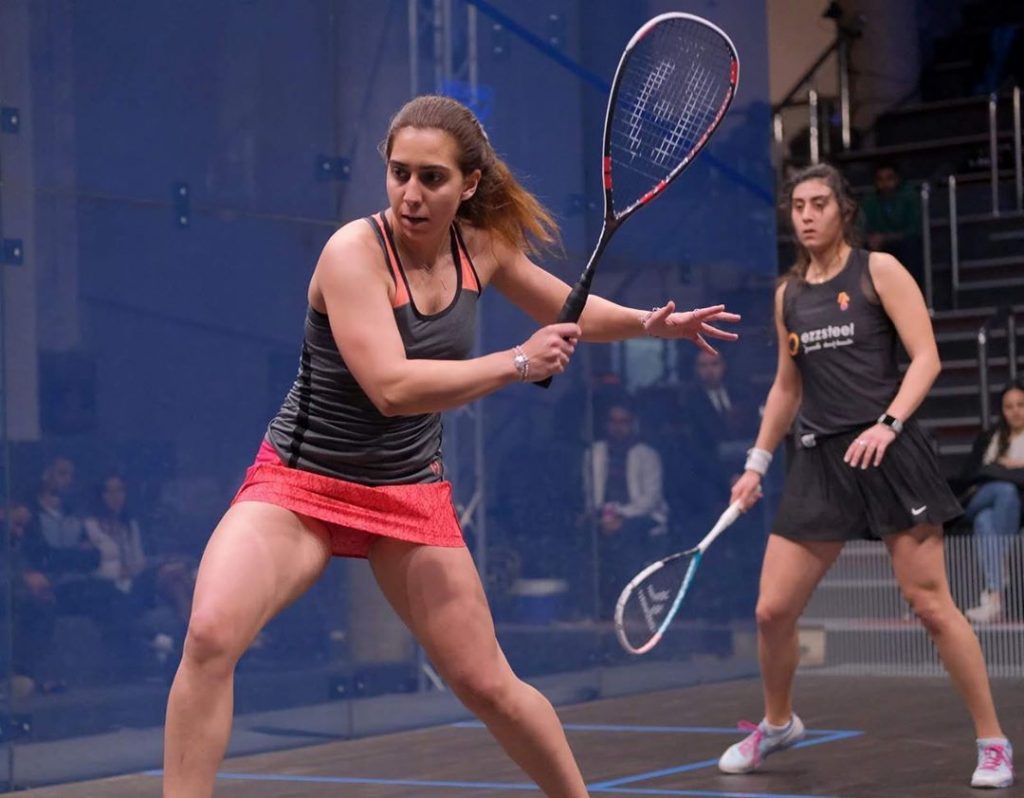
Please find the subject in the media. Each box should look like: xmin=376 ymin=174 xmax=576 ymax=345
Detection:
xmin=642 ymin=300 xmax=740 ymax=355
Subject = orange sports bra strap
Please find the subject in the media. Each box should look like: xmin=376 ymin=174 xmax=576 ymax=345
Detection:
xmin=452 ymin=221 xmax=482 ymax=293
xmin=369 ymin=213 xmax=409 ymax=309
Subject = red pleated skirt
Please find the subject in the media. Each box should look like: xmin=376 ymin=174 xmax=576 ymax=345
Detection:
xmin=231 ymin=440 xmax=466 ymax=558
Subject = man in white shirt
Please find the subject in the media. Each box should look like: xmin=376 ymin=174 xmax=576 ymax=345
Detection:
xmin=582 ymin=401 xmax=669 ymax=618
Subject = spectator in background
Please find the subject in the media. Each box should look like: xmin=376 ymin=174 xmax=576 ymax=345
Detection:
xmin=582 ymin=399 xmax=668 ymax=617
xmin=32 ymin=455 xmax=102 ymax=582
xmin=859 ymin=161 xmax=922 ymax=282
xmin=956 ymin=382 xmax=1024 ymax=624
xmin=683 ymin=351 xmax=760 ymax=483
xmin=32 ymin=456 xmax=144 ymax=677
xmin=84 ymin=474 xmax=195 ymax=661
xmin=1 ymin=500 xmax=60 ymax=697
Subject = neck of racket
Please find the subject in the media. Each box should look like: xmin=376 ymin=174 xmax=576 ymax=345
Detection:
xmin=556 ymin=220 xmax=616 ymax=324
xmin=693 ymin=500 xmax=743 ymax=553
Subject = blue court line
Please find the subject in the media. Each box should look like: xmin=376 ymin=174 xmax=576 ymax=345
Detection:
xmin=590 ymin=730 xmax=862 ymax=791
xmin=144 ymin=770 xmax=840 ymax=797
xmin=461 ymin=0 xmax=776 ymax=207
xmin=143 ymin=727 xmax=861 ymax=797
xmin=453 ymin=721 xmax=862 ymax=737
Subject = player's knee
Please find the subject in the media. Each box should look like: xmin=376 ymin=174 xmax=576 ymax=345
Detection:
xmin=448 ymin=665 xmax=513 ymax=716
xmin=755 ymin=598 xmax=798 ymax=632
xmin=183 ymin=609 xmax=247 ymax=672
xmin=901 ymin=585 xmax=945 ymax=631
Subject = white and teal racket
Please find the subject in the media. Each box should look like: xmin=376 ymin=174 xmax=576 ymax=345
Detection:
xmin=614 ymin=501 xmax=743 ymax=655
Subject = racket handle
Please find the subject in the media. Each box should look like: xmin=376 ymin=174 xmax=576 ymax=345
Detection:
xmin=533 ymin=282 xmax=591 ymax=390
xmin=695 ymin=500 xmax=744 ymax=551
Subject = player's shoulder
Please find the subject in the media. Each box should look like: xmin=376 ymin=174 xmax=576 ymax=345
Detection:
xmin=866 ymin=250 xmax=914 ymax=293
xmin=318 ymin=218 xmax=386 ymax=272
xmin=323 ymin=218 xmax=380 ymax=258
xmin=866 ymin=249 xmax=902 ymax=274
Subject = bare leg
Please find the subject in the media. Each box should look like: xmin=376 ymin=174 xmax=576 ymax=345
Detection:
xmin=885 ymin=525 xmax=1004 ymax=739
xmin=369 ymin=540 xmax=589 ymax=798
xmin=756 ymin=535 xmax=844 ymax=725
xmin=163 ymin=502 xmax=332 ymax=798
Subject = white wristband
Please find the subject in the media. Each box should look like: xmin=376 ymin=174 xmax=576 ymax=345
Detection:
xmin=744 ymin=447 xmax=772 ymax=476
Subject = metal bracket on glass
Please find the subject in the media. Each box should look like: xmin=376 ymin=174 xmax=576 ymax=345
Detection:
xmin=316 ymin=156 xmax=351 ymax=182
xmin=1 ymin=238 xmax=24 ymax=265
xmin=172 ymin=182 xmax=190 ymax=228
xmin=0 ymin=713 xmax=32 ymax=742
xmin=1 ymin=106 xmax=20 ymax=134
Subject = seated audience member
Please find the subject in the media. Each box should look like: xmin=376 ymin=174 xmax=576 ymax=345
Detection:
xmin=859 ymin=161 xmax=922 ymax=281
xmin=1 ymin=500 xmax=60 ymax=695
xmin=957 ymin=383 xmax=1024 ymax=623
xmin=582 ymin=399 xmax=669 ymax=617
xmin=680 ymin=352 xmax=762 ymax=645
xmin=84 ymin=474 xmax=195 ymax=659
xmin=682 ymin=351 xmax=759 ymax=484
xmin=32 ymin=456 xmax=144 ymax=675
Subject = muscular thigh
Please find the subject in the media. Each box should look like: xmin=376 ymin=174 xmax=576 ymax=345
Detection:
xmin=368 ymin=540 xmax=499 ymax=673
xmin=760 ymin=534 xmax=844 ymax=613
xmin=190 ymin=501 xmax=333 ymax=644
xmin=884 ymin=524 xmax=949 ymax=596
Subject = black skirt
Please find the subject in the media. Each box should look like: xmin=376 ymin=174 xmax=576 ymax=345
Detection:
xmin=773 ymin=419 xmax=963 ymax=542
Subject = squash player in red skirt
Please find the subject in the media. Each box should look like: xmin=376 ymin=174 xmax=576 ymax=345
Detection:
xmin=162 ymin=95 xmax=741 ymax=798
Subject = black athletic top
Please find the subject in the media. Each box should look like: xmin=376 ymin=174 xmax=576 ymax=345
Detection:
xmin=265 ymin=212 xmax=482 ymax=485
xmin=782 ymin=248 xmax=901 ymax=436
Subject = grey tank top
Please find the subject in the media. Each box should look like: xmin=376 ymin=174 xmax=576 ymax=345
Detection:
xmin=782 ymin=248 xmax=900 ymax=436
xmin=265 ymin=212 xmax=482 ymax=485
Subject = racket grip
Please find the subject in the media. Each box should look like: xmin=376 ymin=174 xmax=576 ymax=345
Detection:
xmin=533 ymin=282 xmax=591 ymax=390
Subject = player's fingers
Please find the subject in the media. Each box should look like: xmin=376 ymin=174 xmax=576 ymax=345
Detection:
xmin=873 ymin=440 xmax=890 ymax=467
xmin=550 ymin=322 xmax=582 ymax=339
xmin=700 ymin=323 xmax=740 ymax=341
xmin=695 ymin=333 xmax=717 ymax=356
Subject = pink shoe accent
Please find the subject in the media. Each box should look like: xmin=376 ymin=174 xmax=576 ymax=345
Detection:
xmin=736 ymin=721 xmax=765 ymax=768
xmin=977 ymin=744 xmax=1012 ymax=775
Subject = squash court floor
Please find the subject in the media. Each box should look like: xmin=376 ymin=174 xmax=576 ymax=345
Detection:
xmin=15 ymin=674 xmax=1024 ymax=798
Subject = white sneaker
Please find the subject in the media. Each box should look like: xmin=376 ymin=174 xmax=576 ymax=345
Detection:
xmin=966 ymin=591 xmax=1003 ymax=624
xmin=971 ymin=739 xmax=1014 ymax=789
xmin=718 ymin=714 xmax=806 ymax=774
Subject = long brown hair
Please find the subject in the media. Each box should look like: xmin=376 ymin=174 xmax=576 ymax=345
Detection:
xmin=382 ymin=95 xmax=559 ymax=255
xmin=781 ymin=163 xmax=860 ymax=283
xmin=993 ymin=381 xmax=1024 ymax=458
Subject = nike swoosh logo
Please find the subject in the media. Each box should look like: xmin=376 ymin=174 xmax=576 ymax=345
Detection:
xmin=911 ymin=506 xmax=927 ymax=516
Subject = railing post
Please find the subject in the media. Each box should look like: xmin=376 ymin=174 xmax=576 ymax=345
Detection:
xmin=948 ymin=175 xmax=960 ymax=307
xmin=773 ymin=111 xmax=785 ymax=174
xmin=920 ymin=182 xmax=933 ymax=312
xmin=1009 ymin=312 xmax=1019 ymax=384
xmin=808 ymin=89 xmax=820 ymax=165
xmin=837 ymin=36 xmax=852 ymax=151
xmin=1014 ymin=85 xmax=1022 ymax=213
xmin=979 ymin=327 xmax=991 ymax=430
xmin=989 ymin=92 xmax=1000 ymax=216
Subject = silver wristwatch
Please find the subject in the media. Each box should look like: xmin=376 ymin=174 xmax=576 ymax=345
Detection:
xmin=877 ymin=413 xmax=903 ymax=434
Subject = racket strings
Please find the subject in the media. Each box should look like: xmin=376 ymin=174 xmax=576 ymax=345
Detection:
xmin=616 ymin=553 xmax=696 ymax=653
xmin=609 ymin=18 xmax=735 ymax=209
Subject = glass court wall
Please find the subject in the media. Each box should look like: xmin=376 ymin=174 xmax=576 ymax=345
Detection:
xmin=0 ymin=0 xmax=776 ymax=788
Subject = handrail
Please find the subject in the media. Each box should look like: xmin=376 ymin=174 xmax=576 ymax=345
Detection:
xmin=772 ymin=38 xmax=842 ymax=114
xmin=771 ymin=2 xmax=861 ymax=160
xmin=920 ymin=181 xmax=933 ymax=312
xmin=977 ymin=306 xmax=1018 ymax=430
